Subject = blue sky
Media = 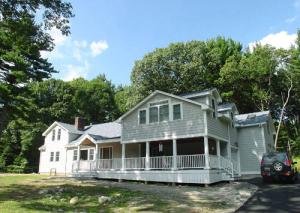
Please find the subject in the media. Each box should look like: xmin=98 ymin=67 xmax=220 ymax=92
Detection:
xmin=42 ymin=0 xmax=300 ymax=85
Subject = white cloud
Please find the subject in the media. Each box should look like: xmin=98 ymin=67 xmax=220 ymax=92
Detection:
xmin=63 ymin=61 xmax=90 ymax=81
xmin=285 ymin=16 xmax=297 ymax=23
xmin=48 ymin=28 xmax=68 ymax=46
xmin=90 ymin=41 xmax=108 ymax=57
xmin=249 ymin=31 xmax=297 ymax=51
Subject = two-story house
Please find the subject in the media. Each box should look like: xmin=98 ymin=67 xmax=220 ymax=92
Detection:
xmin=39 ymin=88 xmax=275 ymax=184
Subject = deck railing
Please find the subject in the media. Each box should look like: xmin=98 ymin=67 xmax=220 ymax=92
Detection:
xmin=72 ymin=154 xmax=238 ymax=177
xmin=177 ymin=154 xmax=205 ymax=169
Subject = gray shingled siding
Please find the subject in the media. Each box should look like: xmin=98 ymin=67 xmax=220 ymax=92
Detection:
xmin=238 ymin=126 xmax=265 ymax=173
xmin=207 ymin=111 xmax=229 ymax=140
xmin=229 ymin=125 xmax=238 ymax=146
xmin=122 ymin=93 xmax=205 ymax=143
xmin=264 ymin=120 xmax=275 ymax=152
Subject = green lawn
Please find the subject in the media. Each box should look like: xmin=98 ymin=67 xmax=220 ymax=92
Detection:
xmin=0 ymin=174 xmax=167 ymax=213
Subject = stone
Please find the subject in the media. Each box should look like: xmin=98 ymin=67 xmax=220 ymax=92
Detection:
xmin=104 ymin=185 xmax=110 ymax=189
xmin=114 ymin=193 xmax=121 ymax=198
xmin=98 ymin=196 xmax=112 ymax=204
xmin=38 ymin=189 xmax=49 ymax=195
xmin=70 ymin=196 xmax=79 ymax=205
xmin=238 ymin=190 xmax=251 ymax=197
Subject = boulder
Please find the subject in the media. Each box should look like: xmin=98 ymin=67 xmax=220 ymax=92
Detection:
xmin=238 ymin=190 xmax=251 ymax=197
xmin=98 ymin=196 xmax=112 ymax=204
xmin=69 ymin=196 xmax=79 ymax=205
xmin=38 ymin=189 xmax=49 ymax=195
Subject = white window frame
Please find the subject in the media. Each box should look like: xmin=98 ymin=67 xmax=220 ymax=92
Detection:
xmin=55 ymin=151 xmax=60 ymax=161
xmin=148 ymin=99 xmax=170 ymax=124
xmin=138 ymin=108 xmax=147 ymax=125
xmin=89 ymin=148 xmax=95 ymax=161
xmin=211 ymin=98 xmax=216 ymax=119
xmin=171 ymin=102 xmax=183 ymax=121
xmin=51 ymin=129 xmax=55 ymax=141
xmin=50 ymin=152 xmax=54 ymax=162
xmin=57 ymin=128 xmax=61 ymax=140
xmin=73 ymin=150 xmax=78 ymax=161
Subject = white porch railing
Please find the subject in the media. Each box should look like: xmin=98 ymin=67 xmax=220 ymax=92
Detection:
xmin=177 ymin=154 xmax=205 ymax=169
xmin=125 ymin=157 xmax=145 ymax=169
xmin=72 ymin=154 xmax=239 ymax=177
xmin=150 ymin=156 xmax=173 ymax=169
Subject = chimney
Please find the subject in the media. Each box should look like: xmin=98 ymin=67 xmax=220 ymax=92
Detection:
xmin=74 ymin=117 xmax=85 ymax=130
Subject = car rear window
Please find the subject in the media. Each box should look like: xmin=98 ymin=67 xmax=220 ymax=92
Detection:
xmin=263 ymin=153 xmax=287 ymax=163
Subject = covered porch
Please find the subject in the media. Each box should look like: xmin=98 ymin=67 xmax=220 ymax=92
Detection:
xmin=71 ymin=136 xmax=239 ymax=180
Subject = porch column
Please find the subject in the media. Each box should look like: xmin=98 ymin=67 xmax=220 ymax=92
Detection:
xmin=95 ymin=143 xmax=99 ymax=169
xmin=77 ymin=145 xmax=80 ymax=171
xmin=172 ymin=139 xmax=177 ymax=170
xmin=216 ymin=140 xmax=221 ymax=169
xmin=227 ymin=142 xmax=231 ymax=160
xmin=204 ymin=136 xmax=210 ymax=169
xmin=121 ymin=143 xmax=126 ymax=171
xmin=145 ymin=141 xmax=150 ymax=170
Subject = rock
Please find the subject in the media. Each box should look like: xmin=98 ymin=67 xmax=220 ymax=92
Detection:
xmin=60 ymin=198 xmax=67 ymax=202
xmin=104 ymin=185 xmax=110 ymax=189
xmin=38 ymin=189 xmax=49 ymax=195
xmin=114 ymin=193 xmax=121 ymax=198
xmin=70 ymin=196 xmax=79 ymax=205
xmin=98 ymin=196 xmax=112 ymax=204
xmin=239 ymin=190 xmax=251 ymax=197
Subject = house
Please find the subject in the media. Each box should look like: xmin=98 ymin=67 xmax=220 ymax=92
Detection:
xmin=39 ymin=88 xmax=275 ymax=184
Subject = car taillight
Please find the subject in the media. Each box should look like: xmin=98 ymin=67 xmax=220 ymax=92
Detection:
xmin=261 ymin=159 xmax=264 ymax=166
xmin=284 ymin=159 xmax=291 ymax=166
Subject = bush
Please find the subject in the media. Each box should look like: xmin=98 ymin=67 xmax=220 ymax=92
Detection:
xmin=5 ymin=165 xmax=25 ymax=173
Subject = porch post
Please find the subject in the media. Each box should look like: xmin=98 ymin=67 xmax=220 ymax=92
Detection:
xmin=145 ymin=141 xmax=150 ymax=170
xmin=172 ymin=139 xmax=177 ymax=170
xmin=121 ymin=143 xmax=126 ymax=171
xmin=204 ymin=136 xmax=210 ymax=169
xmin=77 ymin=145 xmax=80 ymax=171
xmin=227 ymin=142 xmax=231 ymax=160
xmin=95 ymin=143 xmax=99 ymax=169
xmin=216 ymin=140 xmax=221 ymax=169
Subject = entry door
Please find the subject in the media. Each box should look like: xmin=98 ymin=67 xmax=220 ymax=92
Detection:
xmin=100 ymin=147 xmax=113 ymax=159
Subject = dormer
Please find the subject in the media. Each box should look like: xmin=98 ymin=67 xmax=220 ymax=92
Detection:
xmin=217 ymin=103 xmax=239 ymax=126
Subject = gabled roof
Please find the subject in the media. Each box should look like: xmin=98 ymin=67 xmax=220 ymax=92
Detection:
xmin=42 ymin=121 xmax=84 ymax=136
xmin=117 ymin=90 xmax=210 ymax=122
xmin=179 ymin=88 xmax=222 ymax=102
xmin=235 ymin=111 xmax=270 ymax=127
xmin=218 ymin=103 xmax=239 ymax=114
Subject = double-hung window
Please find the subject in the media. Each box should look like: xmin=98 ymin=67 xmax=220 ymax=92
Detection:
xmin=149 ymin=100 xmax=169 ymax=123
xmin=55 ymin=152 xmax=60 ymax=161
xmin=52 ymin=129 xmax=55 ymax=141
xmin=212 ymin=99 xmax=216 ymax=118
xmin=73 ymin=150 xmax=78 ymax=161
xmin=89 ymin=149 xmax=94 ymax=160
xmin=57 ymin=129 xmax=61 ymax=140
xmin=50 ymin=152 xmax=54 ymax=162
xmin=173 ymin=104 xmax=182 ymax=120
xmin=139 ymin=109 xmax=146 ymax=124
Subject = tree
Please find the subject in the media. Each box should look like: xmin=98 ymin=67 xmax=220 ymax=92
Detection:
xmin=131 ymin=37 xmax=242 ymax=99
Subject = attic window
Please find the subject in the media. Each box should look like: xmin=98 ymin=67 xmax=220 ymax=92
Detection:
xmin=52 ymin=129 xmax=55 ymax=141
xmin=247 ymin=114 xmax=256 ymax=119
xmin=211 ymin=99 xmax=216 ymax=118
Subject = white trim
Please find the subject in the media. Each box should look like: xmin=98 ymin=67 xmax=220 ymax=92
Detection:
xmin=117 ymin=90 xmax=210 ymax=122
xmin=236 ymin=122 xmax=267 ymax=128
xmin=204 ymin=111 xmax=208 ymax=135
xmin=261 ymin=125 xmax=267 ymax=153
xmin=148 ymin=98 xmax=170 ymax=124
xmin=99 ymin=146 xmax=113 ymax=159
xmin=241 ymin=171 xmax=260 ymax=175
xmin=182 ymin=88 xmax=222 ymax=103
xmin=42 ymin=121 xmax=69 ymax=136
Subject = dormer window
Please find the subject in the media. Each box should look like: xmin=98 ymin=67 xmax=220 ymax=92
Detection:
xmin=57 ymin=129 xmax=61 ymax=140
xmin=212 ymin=99 xmax=216 ymax=118
xmin=52 ymin=129 xmax=55 ymax=141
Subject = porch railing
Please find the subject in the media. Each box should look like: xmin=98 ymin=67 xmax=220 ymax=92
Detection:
xmin=72 ymin=154 xmax=239 ymax=177
xmin=177 ymin=154 xmax=205 ymax=169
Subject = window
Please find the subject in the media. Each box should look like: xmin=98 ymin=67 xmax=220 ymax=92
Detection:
xmin=139 ymin=110 xmax=146 ymax=124
xmin=73 ymin=150 xmax=78 ymax=161
xmin=211 ymin=99 xmax=216 ymax=118
xmin=50 ymin=152 xmax=54 ymax=162
xmin=149 ymin=106 xmax=159 ymax=123
xmin=149 ymin=100 xmax=169 ymax=123
xmin=89 ymin=149 xmax=94 ymax=160
xmin=80 ymin=150 xmax=88 ymax=160
xmin=52 ymin=129 xmax=55 ymax=141
xmin=100 ymin=147 xmax=113 ymax=159
xmin=230 ymin=112 xmax=234 ymax=127
xmin=55 ymin=152 xmax=60 ymax=161
xmin=57 ymin=129 xmax=61 ymax=140
xmin=173 ymin=104 xmax=182 ymax=120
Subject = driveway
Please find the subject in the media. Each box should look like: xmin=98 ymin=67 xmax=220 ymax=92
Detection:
xmin=236 ymin=177 xmax=300 ymax=213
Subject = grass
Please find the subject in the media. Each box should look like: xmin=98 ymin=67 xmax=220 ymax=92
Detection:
xmin=0 ymin=174 xmax=167 ymax=213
